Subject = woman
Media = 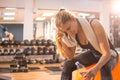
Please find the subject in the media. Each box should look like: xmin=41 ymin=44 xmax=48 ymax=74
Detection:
xmin=55 ymin=9 xmax=118 ymax=80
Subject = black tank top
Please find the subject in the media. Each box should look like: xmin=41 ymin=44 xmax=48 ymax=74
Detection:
xmin=75 ymin=34 xmax=118 ymax=55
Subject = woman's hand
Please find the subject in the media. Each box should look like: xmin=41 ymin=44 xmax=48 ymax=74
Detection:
xmin=83 ymin=66 xmax=98 ymax=80
xmin=56 ymin=30 xmax=64 ymax=40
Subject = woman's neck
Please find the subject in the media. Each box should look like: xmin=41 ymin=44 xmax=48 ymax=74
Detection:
xmin=76 ymin=19 xmax=88 ymax=45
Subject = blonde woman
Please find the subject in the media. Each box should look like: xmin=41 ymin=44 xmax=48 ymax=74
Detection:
xmin=55 ymin=9 xmax=118 ymax=80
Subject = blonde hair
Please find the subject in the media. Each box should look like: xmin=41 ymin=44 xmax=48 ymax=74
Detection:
xmin=55 ymin=9 xmax=74 ymax=28
xmin=55 ymin=9 xmax=74 ymax=57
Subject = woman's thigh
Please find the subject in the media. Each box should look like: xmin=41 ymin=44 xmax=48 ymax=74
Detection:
xmin=62 ymin=50 xmax=101 ymax=72
xmin=73 ymin=50 xmax=100 ymax=67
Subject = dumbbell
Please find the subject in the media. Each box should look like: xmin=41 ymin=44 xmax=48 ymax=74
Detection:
xmin=9 ymin=48 xmax=16 ymax=55
xmin=49 ymin=47 xmax=56 ymax=54
xmin=31 ymin=47 xmax=37 ymax=55
xmin=43 ymin=47 xmax=50 ymax=54
xmin=24 ymin=40 xmax=30 ymax=46
xmin=23 ymin=47 xmax=32 ymax=55
xmin=14 ymin=40 xmax=19 ymax=45
xmin=20 ymin=40 xmax=24 ymax=46
xmin=30 ymin=59 xmax=37 ymax=64
xmin=16 ymin=48 xmax=22 ymax=54
xmin=2 ymin=40 xmax=9 ymax=45
xmin=14 ymin=53 xmax=26 ymax=60
xmin=37 ymin=47 xmax=44 ymax=55
xmin=47 ymin=39 xmax=53 ymax=46
xmin=3 ymin=48 xmax=9 ymax=55
xmin=36 ymin=39 xmax=42 ymax=46
xmin=10 ymin=64 xmax=19 ymax=68
xmin=41 ymin=39 xmax=47 ymax=45
xmin=31 ymin=40 xmax=36 ymax=45
xmin=39 ymin=59 xmax=46 ymax=64
xmin=48 ymin=59 xmax=54 ymax=64
xmin=9 ymin=40 xmax=14 ymax=45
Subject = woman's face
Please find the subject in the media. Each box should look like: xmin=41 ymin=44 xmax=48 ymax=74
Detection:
xmin=59 ymin=20 xmax=78 ymax=36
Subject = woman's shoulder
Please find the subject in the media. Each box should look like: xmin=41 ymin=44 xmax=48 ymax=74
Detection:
xmin=90 ymin=19 xmax=104 ymax=30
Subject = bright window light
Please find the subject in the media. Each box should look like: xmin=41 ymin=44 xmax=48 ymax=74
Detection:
xmin=78 ymin=13 xmax=90 ymax=17
xmin=35 ymin=17 xmax=45 ymax=21
xmin=112 ymin=1 xmax=120 ymax=14
xmin=5 ymin=8 xmax=16 ymax=10
xmin=42 ymin=13 xmax=54 ymax=17
xmin=3 ymin=12 xmax=16 ymax=16
xmin=3 ymin=17 xmax=15 ymax=20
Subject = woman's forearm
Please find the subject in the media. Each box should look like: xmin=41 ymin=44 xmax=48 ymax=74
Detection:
xmin=62 ymin=48 xmax=75 ymax=59
xmin=94 ymin=53 xmax=111 ymax=70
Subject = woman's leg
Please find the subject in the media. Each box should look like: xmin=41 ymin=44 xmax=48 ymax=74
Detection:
xmin=61 ymin=50 xmax=99 ymax=80
xmin=100 ymin=56 xmax=118 ymax=80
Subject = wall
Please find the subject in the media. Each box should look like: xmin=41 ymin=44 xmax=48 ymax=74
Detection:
xmin=36 ymin=0 xmax=103 ymax=12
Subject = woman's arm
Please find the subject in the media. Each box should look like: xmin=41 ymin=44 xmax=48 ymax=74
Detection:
xmin=56 ymin=32 xmax=76 ymax=60
xmin=60 ymin=39 xmax=76 ymax=59
xmin=9 ymin=33 xmax=14 ymax=40
xmin=91 ymin=19 xmax=111 ymax=70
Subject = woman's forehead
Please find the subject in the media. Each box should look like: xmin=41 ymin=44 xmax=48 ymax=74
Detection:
xmin=59 ymin=21 xmax=71 ymax=31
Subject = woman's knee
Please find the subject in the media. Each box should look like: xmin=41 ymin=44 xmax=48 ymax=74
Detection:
xmin=63 ymin=60 xmax=76 ymax=72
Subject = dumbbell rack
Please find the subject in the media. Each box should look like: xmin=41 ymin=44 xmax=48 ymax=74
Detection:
xmin=0 ymin=39 xmax=57 ymax=63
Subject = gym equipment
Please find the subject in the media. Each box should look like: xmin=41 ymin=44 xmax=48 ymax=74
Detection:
xmin=16 ymin=48 xmax=22 ymax=54
xmin=31 ymin=40 xmax=36 ymax=45
xmin=2 ymin=40 xmax=9 ymax=45
xmin=0 ymin=39 xmax=57 ymax=65
xmin=47 ymin=39 xmax=53 ymax=46
xmin=43 ymin=47 xmax=50 ymax=54
xmin=36 ymin=39 xmax=42 ymax=45
xmin=9 ymin=48 xmax=15 ymax=55
xmin=20 ymin=40 xmax=24 ymax=46
xmin=37 ymin=47 xmax=44 ymax=55
xmin=24 ymin=40 xmax=30 ymax=46
xmin=10 ymin=53 xmax=28 ymax=72
xmin=41 ymin=39 xmax=47 ymax=45
xmin=39 ymin=59 xmax=46 ymax=64
xmin=49 ymin=47 xmax=56 ymax=54
xmin=9 ymin=40 xmax=14 ymax=45
xmin=31 ymin=46 xmax=37 ymax=55
xmin=3 ymin=48 xmax=9 ymax=55
xmin=23 ymin=47 xmax=32 ymax=55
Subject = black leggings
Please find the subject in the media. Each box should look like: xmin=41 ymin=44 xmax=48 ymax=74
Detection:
xmin=61 ymin=50 xmax=118 ymax=80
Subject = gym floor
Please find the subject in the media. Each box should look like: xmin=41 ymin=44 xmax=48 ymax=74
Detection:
xmin=0 ymin=63 xmax=62 ymax=80
xmin=0 ymin=54 xmax=120 ymax=80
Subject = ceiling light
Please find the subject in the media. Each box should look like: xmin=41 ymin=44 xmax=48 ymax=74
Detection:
xmin=35 ymin=17 xmax=45 ymax=21
xmin=111 ymin=1 xmax=120 ymax=14
xmin=3 ymin=12 xmax=16 ymax=16
xmin=5 ymin=8 xmax=16 ymax=10
xmin=42 ymin=13 xmax=54 ymax=17
xmin=3 ymin=17 xmax=15 ymax=20
xmin=78 ymin=13 xmax=90 ymax=17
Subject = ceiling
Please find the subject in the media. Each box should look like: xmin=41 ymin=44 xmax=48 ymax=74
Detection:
xmin=0 ymin=0 xmax=104 ymax=24
xmin=0 ymin=7 xmax=99 ymax=24
xmin=0 ymin=8 xmax=24 ymax=24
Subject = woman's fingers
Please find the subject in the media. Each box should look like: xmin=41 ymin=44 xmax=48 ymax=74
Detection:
xmin=56 ymin=31 xmax=64 ymax=39
xmin=83 ymin=71 xmax=95 ymax=80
